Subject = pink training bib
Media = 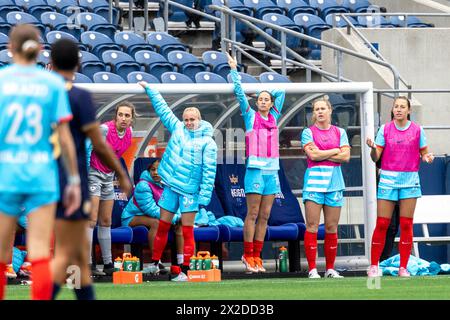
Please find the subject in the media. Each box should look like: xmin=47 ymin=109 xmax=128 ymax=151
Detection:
xmin=245 ymin=112 xmax=279 ymax=158
xmin=307 ymin=125 xmax=341 ymax=168
xmin=381 ymin=121 xmax=421 ymax=172
xmin=90 ymin=121 xmax=132 ymax=174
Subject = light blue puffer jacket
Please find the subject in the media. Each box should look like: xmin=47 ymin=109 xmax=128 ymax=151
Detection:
xmin=121 ymin=170 xmax=180 ymax=225
xmin=143 ymin=86 xmax=218 ymax=206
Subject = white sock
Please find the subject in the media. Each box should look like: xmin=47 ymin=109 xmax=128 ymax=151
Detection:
xmin=97 ymin=226 xmax=112 ymax=265
xmin=177 ymin=254 xmax=184 ymax=265
xmin=87 ymin=227 xmax=94 ymax=265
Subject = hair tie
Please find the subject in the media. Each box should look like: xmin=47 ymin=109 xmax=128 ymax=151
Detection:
xmin=22 ymin=40 xmax=38 ymax=51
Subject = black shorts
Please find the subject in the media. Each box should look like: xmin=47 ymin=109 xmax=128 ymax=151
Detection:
xmin=56 ymin=196 xmax=91 ymax=221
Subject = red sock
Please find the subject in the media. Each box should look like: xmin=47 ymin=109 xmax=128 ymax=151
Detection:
xmin=370 ymin=217 xmax=391 ymax=266
xmin=399 ymin=217 xmax=414 ymax=269
xmin=151 ymin=220 xmax=172 ymax=261
xmin=0 ymin=263 xmax=6 ymax=300
xmin=304 ymin=231 xmax=317 ymax=270
xmin=30 ymin=257 xmax=52 ymax=300
xmin=253 ymin=240 xmax=264 ymax=258
xmin=243 ymin=241 xmax=253 ymax=258
xmin=182 ymin=226 xmax=195 ymax=266
xmin=324 ymin=233 xmax=338 ymax=270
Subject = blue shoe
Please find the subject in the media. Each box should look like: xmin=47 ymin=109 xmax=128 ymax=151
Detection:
xmin=171 ymin=272 xmax=188 ymax=282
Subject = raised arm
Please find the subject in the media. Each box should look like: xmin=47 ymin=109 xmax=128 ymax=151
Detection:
xmin=227 ymin=53 xmax=252 ymax=118
xmin=139 ymin=81 xmax=181 ymax=133
xmin=269 ymin=88 xmax=286 ymax=120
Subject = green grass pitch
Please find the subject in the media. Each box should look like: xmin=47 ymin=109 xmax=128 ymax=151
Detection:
xmin=5 ymin=275 xmax=450 ymax=300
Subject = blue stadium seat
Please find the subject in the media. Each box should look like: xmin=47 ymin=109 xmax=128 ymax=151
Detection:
xmin=357 ymin=15 xmax=396 ymax=28
xmin=261 ymin=13 xmax=303 ymax=54
xmin=127 ymin=71 xmax=160 ymax=83
xmin=325 ymin=13 xmax=361 ymax=28
xmin=46 ymin=0 xmax=87 ymax=16
xmin=195 ymin=71 xmax=227 ymax=83
xmin=0 ymin=32 xmax=8 ymax=51
xmin=390 ymin=15 xmax=433 ymax=28
xmin=78 ymin=0 xmax=121 ymax=25
xmin=293 ymin=13 xmax=331 ymax=50
xmin=114 ymin=32 xmax=154 ymax=58
xmin=419 ymin=156 xmax=447 ymax=195
xmin=226 ymin=72 xmax=259 ymax=83
xmin=79 ymin=50 xmax=106 ymax=80
xmin=0 ymin=0 xmax=22 ymax=20
xmin=159 ymin=0 xmax=193 ymax=22
xmin=0 ymin=48 xmax=12 ymax=66
xmin=81 ymin=31 xmax=121 ymax=58
xmin=134 ymin=50 xmax=174 ymax=81
xmin=93 ymin=71 xmax=126 ymax=83
xmin=41 ymin=12 xmax=82 ymax=40
xmin=211 ymin=0 xmax=254 ymax=43
xmin=243 ymin=0 xmax=284 ymax=19
xmin=259 ymin=71 xmax=291 ymax=83
xmin=343 ymin=0 xmax=373 ymax=13
xmin=37 ymin=49 xmax=50 ymax=68
xmin=73 ymin=72 xmax=92 ymax=83
xmin=75 ymin=12 xmax=117 ymax=40
xmin=160 ymin=71 xmax=193 ymax=84
xmin=46 ymin=30 xmax=87 ymax=51
xmin=308 ymin=0 xmax=349 ymax=20
xmin=15 ymin=0 xmax=53 ymax=21
xmin=6 ymin=11 xmax=46 ymax=35
xmin=167 ymin=50 xmax=207 ymax=82
xmin=101 ymin=50 xmax=141 ymax=80
xmin=202 ymin=50 xmax=245 ymax=80
xmin=146 ymin=32 xmax=189 ymax=58
xmin=277 ymin=0 xmax=316 ymax=19
xmin=0 ymin=16 xmax=11 ymax=35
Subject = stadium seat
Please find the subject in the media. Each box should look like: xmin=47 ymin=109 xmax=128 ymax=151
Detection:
xmin=0 ymin=0 xmax=22 ymax=21
xmin=0 ymin=16 xmax=11 ymax=36
xmin=325 ymin=13 xmax=361 ymax=28
xmin=160 ymin=71 xmax=193 ymax=84
xmin=202 ymin=50 xmax=245 ymax=80
xmin=243 ymin=0 xmax=284 ymax=19
xmin=0 ymin=48 xmax=12 ymax=66
xmin=78 ymin=0 xmax=121 ymax=25
xmin=259 ymin=71 xmax=291 ymax=83
xmin=81 ymin=31 xmax=122 ymax=59
xmin=126 ymin=71 xmax=160 ymax=83
xmin=261 ymin=13 xmax=303 ymax=55
xmin=46 ymin=0 xmax=87 ymax=16
xmin=114 ymin=32 xmax=154 ymax=58
xmin=15 ymin=0 xmax=53 ymax=21
xmin=46 ymin=30 xmax=87 ymax=51
xmin=159 ymin=0 xmax=194 ymax=22
xmin=134 ymin=50 xmax=174 ymax=81
xmin=226 ymin=72 xmax=259 ymax=83
xmin=6 ymin=11 xmax=46 ymax=35
xmin=79 ymin=50 xmax=106 ymax=80
xmin=277 ymin=0 xmax=316 ymax=19
xmin=308 ymin=0 xmax=349 ymax=20
xmin=146 ymin=32 xmax=189 ymax=58
xmin=75 ymin=12 xmax=117 ymax=40
xmin=101 ymin=50 xmax=141 ymax=80
xmin=93 ymin=71 xmax=126 ymax=83
xmin=36 ymin=49 xmax=50 ymax=68
xmin=390 ymin=15 xmax=433 ymax=28
xmin=341 ymin=0 xmax=373 ymax=13
xmin=41 ymin=12 xmax=82 ymax=40
xmin=195 ymin=71 xmax=227 ymax=83
xmin=293 ymin=13 xmax=331 ymax=50
xmin=167 ymin=50 xmax=207 ymax=82
xmin=0 ymin=32 xmax=8 ymax=51
xmin=73 ymin=72 xmax=93 ymax=83
xmin=357 ymin=15 xmax=396 ymax=28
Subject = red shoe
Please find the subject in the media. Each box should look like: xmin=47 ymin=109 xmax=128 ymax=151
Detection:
xmin=241 ymin=255 xmax=258 ymax=273
xmin=254 ymin=257 xmax=266 ymax=273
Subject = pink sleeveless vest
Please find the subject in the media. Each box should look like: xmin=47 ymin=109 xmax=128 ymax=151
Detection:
xmin=381 ymin=121 xmax=421 ymax=172
xmin=307 ymin=125 xmax=341 ymax=168
xmin=133 ymin=180 xmax=163 ymax=211
xmin=90 ymin=121 xmax=132 ymax=174
xmin=245 ymin=112 xmax=279 ymax=158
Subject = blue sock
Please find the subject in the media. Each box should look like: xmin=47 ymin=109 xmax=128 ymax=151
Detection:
xmin=52 ymin=283 xmax=61 ymax=300
xmin=74 ymin=285 xmax=96 ymax=300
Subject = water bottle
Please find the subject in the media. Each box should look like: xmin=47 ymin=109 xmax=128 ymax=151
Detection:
xmin=279 ymin=246 xmax=288 ymax=273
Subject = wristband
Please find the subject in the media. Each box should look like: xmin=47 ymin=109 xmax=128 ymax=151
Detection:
xmin=68 ymin=175 xmax=81 ymax=185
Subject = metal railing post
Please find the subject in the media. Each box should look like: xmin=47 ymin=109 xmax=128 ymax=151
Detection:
xmin=164 ymin=0 xmax=169 ymax=32
xmin=336 ymin=50 xmax=343 ymax=82
xmin=281 ymin=31 xmax=287 ymax=76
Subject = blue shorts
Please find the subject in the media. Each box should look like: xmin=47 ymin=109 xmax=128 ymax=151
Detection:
xmin=377 ymin=187 xmax=422 ymax=201
xmin=158 ymin=187 xmax=199 ymax=214
xmin=303 ymin=190 xmax=344 ymax=207
xmin=0 ymin=192 xmax=58 ymax=217
xmin=122 ymin=216 xmax=134 ymax=227
xmin=244 ymin=168 xmax=281 ymax=195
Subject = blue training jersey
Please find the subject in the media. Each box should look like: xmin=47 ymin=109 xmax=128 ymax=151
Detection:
xmin=0 ymin=64 xmax=72 ymax=193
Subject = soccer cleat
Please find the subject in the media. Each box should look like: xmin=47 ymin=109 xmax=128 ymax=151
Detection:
xmin=142 ymin=264 xmax=160 ymax=275
xmin=398 ymin=267 xmax=411 ymax=277
xmin=89 ymin=264 xmax=106 ymax=277
xmin=171 ymin=272 xmax=188 ymax=282
xmin=158 ymin=261 xmax=169 ymax=275
xmin=308 ymin=268 xmax=321 ymax=279
xmin=5 ymin=264 xmax=17 ymax=279
xmin=367 ymin=265 xmax=381 ymax=278
xmin=241 ymin=255 xmax=258 ymax=273
xmin=18 ymin=262 xmax=31 ymax=278
xmin=254 ymin=257 xmax=266 ymax=273
xmin=325 ymin=269 xmax=344 ymax=278
xmin=102 ymin=263 xmax=115 ymax=276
